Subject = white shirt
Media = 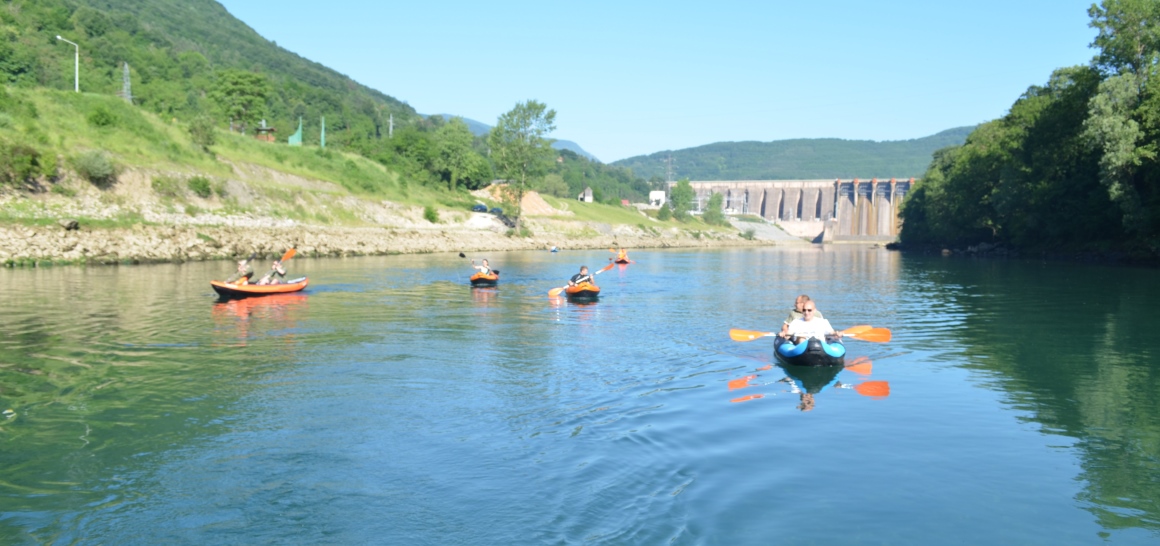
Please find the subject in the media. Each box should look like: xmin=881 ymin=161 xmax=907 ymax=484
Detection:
xmin=786 ymin=317 xmax=835 ymax=340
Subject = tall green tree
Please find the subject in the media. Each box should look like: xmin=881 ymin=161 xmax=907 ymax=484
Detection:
xmin=702 ymin=192 xmax=727 ymax=226
xmin=669 ymin=178 xmax=694 ymax=221
xmin=433 ymin=117 xmax=477 ymax=191
xmin=209 ymin=70 xmax=270 ymax=134
xmin=487 ymin=100 xmax=556 ymax=231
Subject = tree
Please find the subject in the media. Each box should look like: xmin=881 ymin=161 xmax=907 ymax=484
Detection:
xmin=188 ymin=114 xmax=217 ymax=151
xmin=487 ymin=100 xmax=556 ymax=231
xmin=703 ymin=192 xmax=728 ymax=226
xmin=210 ymin=70 xmax=270 ymax=135
xmin=1089 ymin=0 xmax=1160 ymax=76
xmin=669 ymin=178 xmax=694 ymax=221
xmin=433 ymin=117 xmax=477 ymax=191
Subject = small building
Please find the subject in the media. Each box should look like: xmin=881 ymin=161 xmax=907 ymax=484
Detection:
xmin=255 ymin=119 xmax=276 ymax=142
xmin=621 ymin=199 xmax=630 ymax=206
xmin=578 ymin=187 xmax=594 ymax=202
xmin=648 ymin=190 xmax=667 ymax=208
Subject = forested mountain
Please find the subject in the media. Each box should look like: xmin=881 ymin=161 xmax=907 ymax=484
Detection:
xmin=899 ymin=1 xmax=1160 ymax=256
xmin=611 ymin=127 xmax=973 ymax=181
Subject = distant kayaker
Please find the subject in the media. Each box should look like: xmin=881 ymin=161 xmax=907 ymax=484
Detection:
xmin=225 ymin=259 xmax=254 ymax=285
xmin=568 ymin=265 xmax=592 ymax=286
xmin=471 ymin=259 xmax=492 ymax=275
xmin=257 ymin=259 xmax=288 ymax=285
xmin=780 ymin=294 xmax=824 ymax=336
xmin=781 ymin=301 xmax=841 ymax=342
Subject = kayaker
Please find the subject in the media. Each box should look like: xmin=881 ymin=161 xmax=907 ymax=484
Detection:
xmin=780 ymin=294 xmax=824 ymax=336
xmin=257 ymin=259 xmax=288 ymax=285
xmin=616 ymin=249 xmax=628 ymax=261
xmin=781 ymin=301 xmax=841 ymax=343
xmin=568 ymin=265 xmax=592 ymax=286
xmin=471 ymin=259 xmax=492 ymax=276
xmin=225 ymin=259 xmax=254 ymax=285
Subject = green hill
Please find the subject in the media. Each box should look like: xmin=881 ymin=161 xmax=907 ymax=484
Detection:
xmin=611 ymin=127 xmax=974 ymax=180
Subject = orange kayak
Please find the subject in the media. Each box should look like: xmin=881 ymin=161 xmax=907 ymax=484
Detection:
xmin=565 ymin=282 xmax=600 ymax=299
xmin=211 ymin=277 xmax=308 ymax=298
xmin=469 ymin=272 xmax=499 ymax=286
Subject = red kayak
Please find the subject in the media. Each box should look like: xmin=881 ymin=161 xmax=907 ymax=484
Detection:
xmin=469 ymin=272 xmax=499 ymax=286
xmin=565 ymin=282 xmax=600 ymax=300
xmin=211 ymin=277 xmax=308 ymax=298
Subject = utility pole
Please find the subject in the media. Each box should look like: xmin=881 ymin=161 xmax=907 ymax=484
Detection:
xmin=56 ymin=35 xmax=79 ymax=92
xmin=665 ymin=153 xmax=675 ymax=182
xmin=389 ymin=114 xmax=394 ymax=138
xmin=121 ymin=62 xmax=132 ymax=103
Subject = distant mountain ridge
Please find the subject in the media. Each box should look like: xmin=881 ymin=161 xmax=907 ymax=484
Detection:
xmin=434 ymin=114 xmax=599 ymax=162
xmin=611 ymin=127 xmax=974 ymax=180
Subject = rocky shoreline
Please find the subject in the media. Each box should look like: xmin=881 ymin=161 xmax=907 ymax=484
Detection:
xmin=0 ymin=218 xmax=776 ymax=267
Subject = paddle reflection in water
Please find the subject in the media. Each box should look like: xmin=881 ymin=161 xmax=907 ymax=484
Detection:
xmin=471 ymin=287 xmax=499 ymax=305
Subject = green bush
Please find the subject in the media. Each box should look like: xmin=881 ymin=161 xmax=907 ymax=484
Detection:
xmin=187 ymin=175 xmax=213 ymax=198
xmin=188 ymin=115 xmax=217 ymax=150
xmin=0 ymin=141 xmax=44 ymax=184
xmin=87 ymin=105 xmax=116 ymax=128
xmin=741 ymin=228 xmax=756 ymax=240
xmin=152 ymin=175 xmax=183 ymax=197
xmin=423 ymin=205 xmax=439 ymax=223
xmin=657 ymin=203 xmax=672 ymax=221
xmin=72 ymin=150 xmax=119 ymax=188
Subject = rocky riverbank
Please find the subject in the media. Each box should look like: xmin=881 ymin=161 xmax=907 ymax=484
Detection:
xmin=0 ymin=216 xmax=773 ymax=267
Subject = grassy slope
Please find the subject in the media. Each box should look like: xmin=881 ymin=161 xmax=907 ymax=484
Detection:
xmin=0 ymin=88 xmax=478 ymax=225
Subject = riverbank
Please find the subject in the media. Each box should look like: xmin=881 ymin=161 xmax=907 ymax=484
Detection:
xmin=0 ymin=217 xmax=775 ymax=267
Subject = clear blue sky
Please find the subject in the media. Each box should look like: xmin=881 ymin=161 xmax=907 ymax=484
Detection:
xmin=218 ymin=0 xmax=1097 ymax=163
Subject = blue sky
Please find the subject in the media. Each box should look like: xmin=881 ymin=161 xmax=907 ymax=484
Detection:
xmin=218 ymin=0 xmax=1098 ymax=162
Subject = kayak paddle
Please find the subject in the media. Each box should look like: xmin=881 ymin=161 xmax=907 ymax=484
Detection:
xmin=729 ymin=325 xmax=888 ymax=342
xmin=548 ymin=263 xmax=615 ymax=297
xmin=280 ymin=248 xmax=297 ymax=263
xmin=854 ymin=381 xmax=890 ymax=398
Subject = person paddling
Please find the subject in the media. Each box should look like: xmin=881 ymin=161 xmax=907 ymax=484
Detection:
xmin=780 ymin=294 xmax=824 ymax=336
xmin=257 ymin=259 xmax=288 ymax=285
xmin=225 ymin=259 xmax=254 ymax=285
xmin=569 ymin=265 xmax=593 ymax=286
xmin=781 ymin=301 xmax=841 ymax=343
xmin=471 ymin=259 xmax=492 ymax=276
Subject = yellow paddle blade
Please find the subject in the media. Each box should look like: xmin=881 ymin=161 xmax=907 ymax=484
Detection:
xmin=729 ymin=328 xmax=775 ymax=342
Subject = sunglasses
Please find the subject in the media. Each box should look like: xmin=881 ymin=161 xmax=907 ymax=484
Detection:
xmin=803 ymin=309 xmax=815 ymax=312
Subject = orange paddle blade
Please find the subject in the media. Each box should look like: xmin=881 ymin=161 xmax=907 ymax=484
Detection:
xmin=847 ymin=328 xmax=891 ymax=343
xmin=757 ymin=364 xmax=772 ymax=371
xmin=729 ymin=328 xmax=775 ymax=342
xmin=845 ymin=361 xmax=873 ymax=376
xmin=728 ymin=375 xmax=756 ymax=390
xmin=597 ymin=263 xmax=615 ymax=273
xmin=841 ymin=325 xmax=873 ymax=336
xmin=281 ymin=248 xmax=297 ymax=262
xmin=731 ymin=393 xmax=764 ymax=403
xmin=854 ymin=381 xmax=890 ymax=398
xmin=548 ymin=287 xmax=566 ymax=297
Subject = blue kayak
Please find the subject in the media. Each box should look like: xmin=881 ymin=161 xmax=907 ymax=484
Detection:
xmin=774 ymin=336 xmax=846 ymax=367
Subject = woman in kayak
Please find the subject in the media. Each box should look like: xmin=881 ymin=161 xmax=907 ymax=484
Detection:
xmin=225 ymin=259 xmax=254 ymax=285
xmin=471 ymin=259 xmax=492 ymax=276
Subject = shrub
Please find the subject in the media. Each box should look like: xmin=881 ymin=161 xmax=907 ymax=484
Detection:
xmin=188 ymin=115 xmax=217 ymax=150
xmin=741 ymin=229 xmax=756 ymax=240
xmin=87 ymin=105 xmax=116 ymax=128
xmin=657 ymin=203 xmax=672 ymax=221
xmin=152 ymin=175 xmax=183 ymax=197
xmin=187 ymin=176 xmax=213 ymax=198
xmin=72 ymin=150 xmax=119 ymax=188
xmin=423 ymin=205 xmax=439 ymax=223
xmin=0 ymin=141 xmax=44 ymax=184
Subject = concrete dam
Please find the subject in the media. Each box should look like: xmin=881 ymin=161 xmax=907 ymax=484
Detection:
xmin=678 ymin=178 xmax=913 ymax=242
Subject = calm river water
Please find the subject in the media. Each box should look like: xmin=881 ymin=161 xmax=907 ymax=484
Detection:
xmin=1 ymin=247 xmax=1158 ymax=544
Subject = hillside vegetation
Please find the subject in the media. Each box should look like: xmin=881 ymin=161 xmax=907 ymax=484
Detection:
xmin=611 ymin=127 xmax=973 ymax=181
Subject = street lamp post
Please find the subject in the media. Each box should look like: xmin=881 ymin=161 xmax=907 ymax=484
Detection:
xmin=56 ymin=35 xmax=79 ymax=92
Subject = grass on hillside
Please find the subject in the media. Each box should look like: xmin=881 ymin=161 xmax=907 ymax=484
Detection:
xmin=0 ymin=87 xmax=476 ymax=225
xmin=537 ymin=195 xmax=731 ymax=233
